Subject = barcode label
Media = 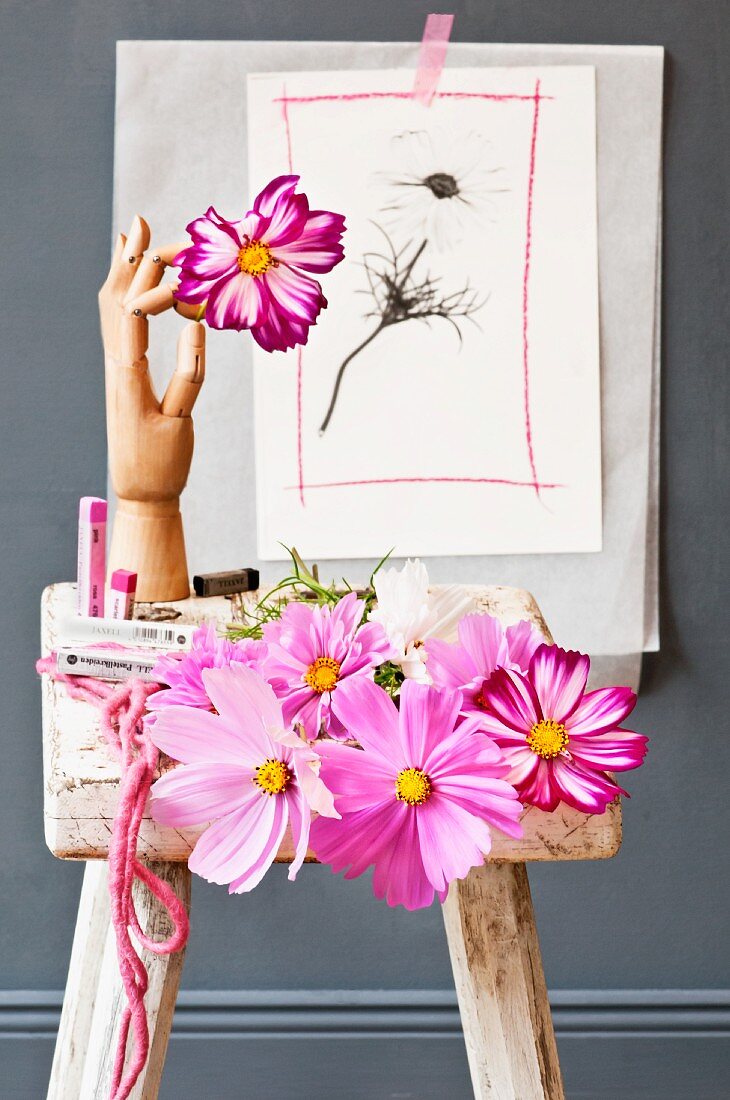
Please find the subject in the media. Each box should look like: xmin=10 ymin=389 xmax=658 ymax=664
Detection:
xmin=131 ymin=625 xmax=180 ymax=645
xmin=58 ymin=615 xmax=194 ymax=650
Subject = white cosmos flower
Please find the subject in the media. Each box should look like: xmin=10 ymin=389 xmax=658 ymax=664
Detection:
xmin=376 ymin=128 xmax=509 ymax=251
xmin=369 ymin=559 xmax=475 ymax=684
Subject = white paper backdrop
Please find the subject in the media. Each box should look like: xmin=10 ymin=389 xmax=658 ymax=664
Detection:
xmin=112 ymin=40 xmax=662 ymax=679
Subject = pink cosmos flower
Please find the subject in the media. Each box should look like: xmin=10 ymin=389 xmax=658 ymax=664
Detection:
xmin=149 ymin=664 xmax=339 ymax=892
xmin=425 ymin=612 xmax=543 ymax=720
xmin=263 ymin=593 xmax=394 ymax=741
xmin=311 ymin=679 xmax=523 ymax=910
xmin=479 ymin=644 xmax=648 ymax=814
xmin=146 ymin=623 xmax=266 ymax=718
xmin=174 ymin=175 xmax=346 ymax=352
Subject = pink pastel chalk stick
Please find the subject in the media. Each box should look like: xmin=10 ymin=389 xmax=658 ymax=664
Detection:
xmin=77 ymin=496 xmax=107 ymax=617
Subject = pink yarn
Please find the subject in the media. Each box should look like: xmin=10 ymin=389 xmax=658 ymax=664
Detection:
xmin=37 ymin=656 xmax=190 ymax=1100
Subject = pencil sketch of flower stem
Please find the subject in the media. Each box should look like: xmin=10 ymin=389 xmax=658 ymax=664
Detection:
xmin=319 ymin=227 xmax=486 ymax=435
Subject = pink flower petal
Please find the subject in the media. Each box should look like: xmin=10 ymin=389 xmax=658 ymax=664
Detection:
xmin=183 ymin=206 xmax=242 ymax=249
xmin=398 ymin=682 xmax=463 ymax=768
xmin=251 ymin=310 xmax=311 ymax=353
xmin=150 ymin=762 xmax=250 ymax=827
xmin=530 ymin=645 xmax=589 ymax=723
xmin=178 ymin=235 xmax=240 ymax=281
xmin=280 ymin=688 xmax=322 ymax=741
xmin=550 ymin=758 xmax=623 ymax=814
xmin=480 ymin=666 xmax=541 ymax=733
xmin=262 ymin=263 xmax=325 ymax=328
xmin=316 ymin=741 xmax=395 ymax=813
xmin=227 ymin=795 xmax=289 ymax=894
xmin=458 ymin=613 xmax=509 ymax=676
xmin=417 ymin=797 xmax=492 ymax=892
xmin=205 ymin=270 xmax=268 ymax=331
xmin=285 ymin=787 xmax=311 ymax=881
xmin=328 ymin=678 xmax=405 ymax=768
xmin=288 ymin=747 xmax=341 ymax=819
xmin=311 ymin=798 xmax=407 ymax=881
xmin=501 ymin=744 xmax=540 ymax=786
xmin=148 ymin=705 xmax=249 ymax=766
xmin=264 ymin=191 xmax=310 ymax=249
xmin=424 ymin=638 xmax=478 ymax=690
xmin=203 ymin=664 xmax=282 ymax=738
xmin=567 ymin=730 xmax=648 ymax=771
xmin=567 ymin=686 xmax=637 ymax=737
xmin=189 ymin=791 xmax=275 ymax=884
xmin=504 ymin=619 xmax=544 ymax=672
xmin=175 ymin=269 xmax=217 ymax=305
xmin=471 ymin=712 xmax=529 ymax=743
xmin=253 ymin=175 xmax=300 ymax=218
xmin=273 ymin=210 xmax=346 ymax=273
xmin=424 ymin=717 xmax=504 ymax=773
xmin=433 ymin=779 xmax=524 ymax=840
xmin=372 ymin=808 xmax=435 ymax=910
xmin=519 ymin=759 xmax=561 ymax=811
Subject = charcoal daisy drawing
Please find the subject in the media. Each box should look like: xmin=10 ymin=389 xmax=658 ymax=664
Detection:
xmin=377 ymin=128 xmax=509 ymax=250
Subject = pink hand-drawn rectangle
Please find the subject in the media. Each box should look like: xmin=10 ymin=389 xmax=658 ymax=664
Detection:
xmin=276 ymin=79 xmax=553 ymax=506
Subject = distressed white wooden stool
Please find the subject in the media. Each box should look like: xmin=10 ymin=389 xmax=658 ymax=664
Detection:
xmin=41 ymin=582 xmax=621 ymax=1100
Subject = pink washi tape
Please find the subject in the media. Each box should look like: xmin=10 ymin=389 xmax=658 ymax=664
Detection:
xmin=412 ymin=13 xmax=455 ymax=106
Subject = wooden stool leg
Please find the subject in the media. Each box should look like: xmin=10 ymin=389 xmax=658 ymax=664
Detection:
xmin=47 ymin=862 xmax=112 ymax=1099
xmin=78 ymin=861 xmax=191 ymax=1100
xmin=442 ymin=862 xmax=565 ymax=1100
xmin=47 ymin=860 xmax=190 ymax=1100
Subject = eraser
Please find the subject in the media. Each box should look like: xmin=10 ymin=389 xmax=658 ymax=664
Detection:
xmin=192 ymin=568 xmax=260 ymax=598
xmin=111 ymin=569 xmax=137 ymax=594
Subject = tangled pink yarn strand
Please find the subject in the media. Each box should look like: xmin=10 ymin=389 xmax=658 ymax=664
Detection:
xmin=37 ymin=656 xmax=190 ymax=1100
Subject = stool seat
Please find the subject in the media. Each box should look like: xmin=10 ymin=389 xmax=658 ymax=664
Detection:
xmin=42 ymin=580 xmax=622 ymax=1099
xmin=41 ymin=581 xmax=621 ymax=864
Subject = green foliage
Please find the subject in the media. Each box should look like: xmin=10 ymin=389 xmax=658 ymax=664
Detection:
xmin=374 ymin=660 xmax=405 ymax=699
xmin=225 ymin=545 xmax=393 ymax=642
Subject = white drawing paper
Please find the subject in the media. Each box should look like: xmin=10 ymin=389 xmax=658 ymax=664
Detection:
xmin=248 ymin=66 xmax=602 ymax=559
xmin=113 ymin=40 xmax=663 ymax=663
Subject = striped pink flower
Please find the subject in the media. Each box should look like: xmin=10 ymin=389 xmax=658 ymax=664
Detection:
xmin=174 ymin=175 xmax=345 ymax=351
xmin=479 ymin=645 xmax=648 ymax=814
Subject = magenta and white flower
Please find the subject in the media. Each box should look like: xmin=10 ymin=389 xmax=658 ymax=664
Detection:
xmin=262 ymin=592 xmax=394 ymax=741
xmin=311 ymin=679 xmax=523 ymax=910
xmin=368 ymin=559 xmax=475 ymax=683
xmin=148 ymin=664 xmax=339 ymax=892
xmin=174 ymin=175 xmax=346 ymax=352
xmin=425 ymin=612 xmax=544 ymax=720
xmin=146 ymin=623 xmax=266 ymax=718
xmin=479 ymin=644 xmax=648 ymax=814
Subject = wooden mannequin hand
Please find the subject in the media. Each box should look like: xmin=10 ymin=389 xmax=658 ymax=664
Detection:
xmin=99 ymin=216 xmax=205 ymax=600
xmin=99 ymin=215 xmax=205 ymax=501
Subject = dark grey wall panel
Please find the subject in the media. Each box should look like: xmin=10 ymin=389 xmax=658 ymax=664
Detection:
xmin=0 ymin=1 xmax=727 ymax=1095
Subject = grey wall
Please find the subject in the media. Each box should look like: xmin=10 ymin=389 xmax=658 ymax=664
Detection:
xmin=1 ymin=2 xmax=727 ymax=1097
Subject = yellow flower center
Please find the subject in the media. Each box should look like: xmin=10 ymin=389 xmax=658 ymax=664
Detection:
xmin=237 ymin=239 xmax=274 ymax=277
xmin=253 ymin=757 xmax=291 ymax=796
xmin=527 ymin=719 xmax=569 ymax=760
xmin=395 ymin=767 xmax=432 ymax=806
xmin=304 ymin=657 xmax=341 ymax=695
